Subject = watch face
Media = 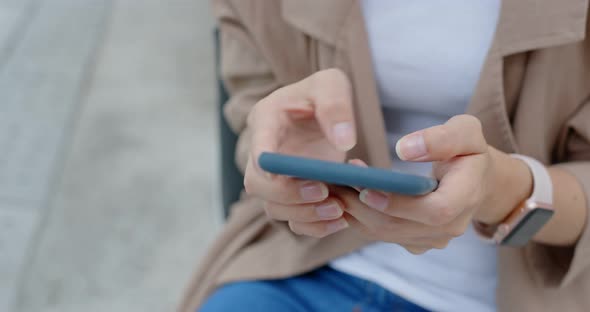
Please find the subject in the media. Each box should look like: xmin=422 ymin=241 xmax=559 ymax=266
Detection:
xmin=501 ymin=208 xmax=554 ymax=246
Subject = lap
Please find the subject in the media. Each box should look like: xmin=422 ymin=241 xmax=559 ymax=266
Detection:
xmin=198 ymin=279 xmax=307 ymax=312
xmin=198 ymin=267 xmax=429 ymax=312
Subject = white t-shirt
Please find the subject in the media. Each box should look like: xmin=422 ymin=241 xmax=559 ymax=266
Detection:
xmin=330 ymin=1 xmax=501 ymax=311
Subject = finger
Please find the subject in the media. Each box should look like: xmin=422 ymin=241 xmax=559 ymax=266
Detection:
xmin=244 ymin=158 xmax=329 ymax=204
xmin=336 ymin=187 xmax=432 ymax=236
xmin=249 ymin=69 xmax=355 ymax=171
xmin=278 ymin=68 xmax=355 ymax=152
xmin=307 ymin=69 xmax=357 ymax=151
xmin=358 ymin=188 xmax=460 ymax=226
xmin=264 ymin=198 xmax=344 ymax=222
xmin=403 ymin=245 xmax=430 ymax=255
xmin=403 ymin=236 xmax=453 ymax=253
xmin=289 ymin=218 xmax=349 ymax=238
xmin=347 ymin=159 xmax=368 ymax=192
xmin=395 ymin=114 xmax=487 ymax=162
xmin=348 ymin=158 xmax=368 ymax=167
xmin=337 ymin=187 xmax=392 ymax=227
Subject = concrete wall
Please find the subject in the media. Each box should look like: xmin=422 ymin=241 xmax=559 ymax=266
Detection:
xmin=1 ymin=1 xmax=221 ymax=311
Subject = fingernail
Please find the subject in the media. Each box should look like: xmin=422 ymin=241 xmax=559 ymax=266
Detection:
xmin=396 ymin=132 xmax=427 ymax=160
xmin=315 ymin=202 xmax=342 ymax=219
xmin=359 ymin=190 xmax=389 ymax=212
xmin=300 ymin=182 xmax=328 ymax=202
xmin=348 ymin=158 xmax=368 ymax=167
xmin=326 ymin=218 xmax=349 ymax=234
xmin=332 ymin=122 xmax=355 ymax=151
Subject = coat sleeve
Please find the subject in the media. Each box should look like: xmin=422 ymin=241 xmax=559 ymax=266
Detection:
xmin=524 ymin=98 xmax=590 ymax=287
xmin=212 ymin=0 xmax=281 ymax=173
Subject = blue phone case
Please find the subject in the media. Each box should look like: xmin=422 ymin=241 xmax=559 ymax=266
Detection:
xmin=258 ymin=152 xmax=437 ymax=196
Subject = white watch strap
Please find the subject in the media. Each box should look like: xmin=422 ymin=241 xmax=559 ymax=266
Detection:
xmin=509 ymin=154 xmax=553 ymax=205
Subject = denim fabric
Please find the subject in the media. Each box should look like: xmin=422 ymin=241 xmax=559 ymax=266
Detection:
xmin=199 ymin=266 xmax=430 ymax=312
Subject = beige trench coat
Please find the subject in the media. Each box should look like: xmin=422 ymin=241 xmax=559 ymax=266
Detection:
xmin=181 ymin=0 xmax=590 ymax=311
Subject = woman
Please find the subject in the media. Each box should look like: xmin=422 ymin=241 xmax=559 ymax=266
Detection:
xmin=181 ymin=1 xmax=590 ymax=311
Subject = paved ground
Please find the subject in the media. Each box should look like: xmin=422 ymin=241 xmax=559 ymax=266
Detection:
xmin=1 ymin=1 xmax=222 ymax=311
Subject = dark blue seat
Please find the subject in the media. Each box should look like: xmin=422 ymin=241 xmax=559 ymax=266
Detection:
xmin=215 ymin=29 xmax=243 ymax=218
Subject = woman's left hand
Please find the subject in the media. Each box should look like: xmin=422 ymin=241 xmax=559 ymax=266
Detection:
xmin=330 ymin=115 xmax=532 ymax=254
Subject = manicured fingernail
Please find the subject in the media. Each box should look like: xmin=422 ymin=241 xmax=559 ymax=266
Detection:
xmin=332 ymin=122 xmax=355 ymax=151
xmin=396 ymin=132 xmax=427 ymax=160
xmin=300 ymin=182 xmax=328 ymax=202
xmin=348 ymin=159 xmax=368 ymax=167
xmin=326 ymin=218 xmax=349 ymax=234
xmin=359 ymin=190 xmax=388 ymax=212
xmin=315 ymin=202 xmax=342 ymax=219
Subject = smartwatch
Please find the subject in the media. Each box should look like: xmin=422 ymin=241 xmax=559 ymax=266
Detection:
xmin=474 ymin=154 xmax=554 ymax=246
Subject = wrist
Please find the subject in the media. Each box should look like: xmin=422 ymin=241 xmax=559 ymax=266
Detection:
xmin=474 ymin=148 xmax=534 ymax=224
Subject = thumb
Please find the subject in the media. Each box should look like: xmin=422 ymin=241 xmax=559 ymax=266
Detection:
xmin=395 ymin=115 xmax=488 ymax=162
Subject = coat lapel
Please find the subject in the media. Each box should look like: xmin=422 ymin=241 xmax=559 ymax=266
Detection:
xmin=341 ymin=1 xmax=392 ymax=168
xmin=282 ymin=0 xmax=391 ymax=168
xmin=467 ymin=0 xmax=589 ymax=153
xmin=281 ymin=0 xmax=354 ymax=48
xmin=282 ymin=0 xmax=589 ymax=158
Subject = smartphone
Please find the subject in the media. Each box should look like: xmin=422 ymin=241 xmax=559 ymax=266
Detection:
xmin=258 ymin=152 xmax=437 ymax=196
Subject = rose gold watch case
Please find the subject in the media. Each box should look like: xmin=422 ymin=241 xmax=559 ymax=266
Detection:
xmin=475 ymin=199 xmax=554 ymax=246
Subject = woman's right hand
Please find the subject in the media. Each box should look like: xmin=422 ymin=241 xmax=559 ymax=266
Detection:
xmin=243 ymin=68 xmax=357 ymax=237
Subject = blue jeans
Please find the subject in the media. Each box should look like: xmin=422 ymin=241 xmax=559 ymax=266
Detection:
xmin=199 ymin=266 xmax=430 ymax=312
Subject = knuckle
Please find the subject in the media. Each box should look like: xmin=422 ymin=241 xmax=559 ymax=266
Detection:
xmin=465 ymin=115 xmax=487 ymax=149
xmin=405 ymin=246 xmax=428 ymax=255
xmin=446 ymin=225 xmax=466 ymax=238
xmin=372 ymin=221 xmax=395 ymax=237
xmin=463 ymin=114 xmax=483 ymax=131
xmin=316 ymin=68 xmax=347 ymax=81
xmin=378 ymin=217 xmax=401 ymax=234
xmin=309 ymin=226 xmax=329 ymax=238
xmin=450 ymin=114 xmax=479 ymax=128
xmin=288 ymin=221 xmax=304 ymax=236
xmin=454 ymin=115 xmax=486 ymax=146
xmin=273 ymin=176 xmax=290 ymax=190
xmin=311 ymin=68 xmax=351 ymax=93
xmin=436 ymin=126 xmax=452 ymax=143
xmin=246 ymin=103 xmax=261 ymax=125
xmin=289 ymin=221 xmax=328 ymax=238
xmin=271 ymin=177 xmax=297 ymax=202
xmin=432 ymin=239 xmax=451 ymax=250
xmin=298 ymin=206 xmax=319 ymax=222
xmin=431 ymin=127 xmax=454 ymax=158
xmin=457 ymin=218 xmax=474 ymax=236
xmin=269 ymin=85 xmax=292 ymax=99
xmin=429 ymin=200 xmax=457 ymax=226
xmin=249 ymin=96 xmax=274 ymax=122
xmin=437 ymin=127 xmax=457 ymax=157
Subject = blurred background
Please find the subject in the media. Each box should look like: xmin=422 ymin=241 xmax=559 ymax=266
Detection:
xmin=0 ymin=0 xmax=222 ymax=311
